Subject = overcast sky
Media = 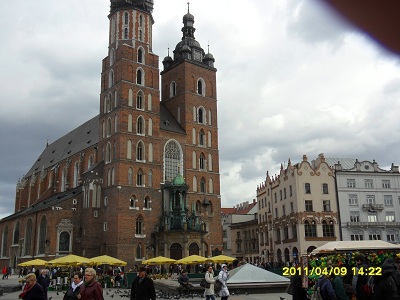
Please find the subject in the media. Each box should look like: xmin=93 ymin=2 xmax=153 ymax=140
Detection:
xmin=1 ymin=0 xmax=400 ymax=219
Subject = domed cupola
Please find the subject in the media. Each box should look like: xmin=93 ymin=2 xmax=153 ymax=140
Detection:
xmin=203 ymin=45 xmax=215 ymax=67
xmin=173 ymin=4 xmax=206 ymax=64
xmin=172 ymin=173 xmax=186 ymax=186
xmin=162 ymin=48 xmax=174 ymax=69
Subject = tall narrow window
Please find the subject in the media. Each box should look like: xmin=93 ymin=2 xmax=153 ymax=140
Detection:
xmin=38 ymin=216 xmax=47 ymax=255
xmin=137 ymin=69 xmax=143 ymax=85
xmin=148 ymin=170 xmax=153 ymax=187
xmin=136 ymin=217 xmax=143 ymax=235
xmin=322 ymin=183 xmax=329 ymax=194
xmin=197 ymin=79 xmax=203 ymax=95
xmin=199 ymin=130 xmax=205 ymax=146
xmin=137 ymin=117 xmax=144 ymax=134
xmin=137 ymin=92 xmax=143 ymax=109
xmin=24 ymin=220 xmax=32 ymax=256
xmin=137 ymin=169 xmax=143 ymax=186
xmin=200 ymin=178 xmax=206 ymax=193
xmin=124 ymin=12 xmax=129 ymax=25
xmin=13 ymin=222 xmax=20 ymax=245
xmin=199 ymin=153 xmax=206 ymax=170
xmin=124 ymin=28 xmax=128 ymax=39
xmin=305 ymin=183 xmax=311 ymax=194
xmin=137 ymin=141 xmax=144 ymax=161
xmin=128 ymin=168 xmax=133 ymax=185
xmin=136 ymin=244 xmax=142 ymax=259
xmin=138 ymin=48 xmax=143 ymax=63
xmin=170 ymin=82 xmax=176 ymax=97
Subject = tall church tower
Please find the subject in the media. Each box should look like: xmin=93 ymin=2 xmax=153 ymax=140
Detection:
xmin=159 ymin=6 xmax=222 ymax=258
xmin=86 ymin=0 xmax=162 ymax=259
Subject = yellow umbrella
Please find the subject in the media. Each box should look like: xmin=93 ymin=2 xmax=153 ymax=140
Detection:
xmin=207 ymin=255 xmax=236 ymax=263
xmin=89 ymin=255 xmax=127 ymax=266
xmin=143 ymin=256 xmax=176 ymax=265
xmin=47 ymin=254 xmax=90 ymax=266
xmin=175 ymin=255 xmax=208 ymax=264
xmin=18 ymin=259 xmax=47 ymax=267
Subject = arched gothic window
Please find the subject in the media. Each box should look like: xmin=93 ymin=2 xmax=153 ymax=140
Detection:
xmin=136 ymin=217 xmax=143 ymax=235
xmin=24 ymin=219 xmax=32 ymax=256
xmin=38 ymin=216 xmax=47 ymax=255
xmin=138 ymin=48 xmax=143 ymax=63
xmin=137 ymin=141 xmax=144 ymax=161
xmin=164 ymin=140 xmax=183 ymax=182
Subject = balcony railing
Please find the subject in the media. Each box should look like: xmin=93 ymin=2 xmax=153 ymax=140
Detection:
xmin=347 ymin=221 xmax=400 ymax=228
xmin=362 ymin=204 xmax=384 ymax=211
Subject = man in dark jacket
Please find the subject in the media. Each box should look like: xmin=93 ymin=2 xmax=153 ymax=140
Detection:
xmin=178 ymin=270 xmax=193 ymax=296
xmin=372 ymin=258 xmax=400 ymax=300
xmin=37 ymin=269 xmax=51 ymax=300
xmin=354 ymin=255 xmax=369 ymax=300
xmin=131 ymin=267 xmax=156 ymax=300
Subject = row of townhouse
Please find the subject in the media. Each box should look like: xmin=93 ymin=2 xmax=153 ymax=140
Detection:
xmin=223 ymin=153 xmax=400 ymax=265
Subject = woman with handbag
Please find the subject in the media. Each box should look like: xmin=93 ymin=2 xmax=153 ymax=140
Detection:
xmin=204 ymin=266 xmax=216 ymax=300
xmin=218 ymin=264 xmax=230 ymax=300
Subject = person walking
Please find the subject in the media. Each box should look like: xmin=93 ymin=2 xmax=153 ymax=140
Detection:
xmin=218 ymin=264 xmax=230 ymax=300
xmin=78 ymin=267 xmax=104 ymax=300
xmin=130 ymin=267 xmax=156 ymax=300
xmin=19 ymin=273 xmax=47 ymax=300
xmin=37 ymin=269 xmax=51 ymax=300
xmin=1 ymin=266 xmax=7 ymax=280
xmin=204 ymin=265 xmax=216 ymax=300
xmin=64 ymin=271 xmax=84 ymax=300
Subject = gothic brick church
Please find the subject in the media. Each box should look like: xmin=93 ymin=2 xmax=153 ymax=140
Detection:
xmin=0 ymin=0 xmax=222 ymax=268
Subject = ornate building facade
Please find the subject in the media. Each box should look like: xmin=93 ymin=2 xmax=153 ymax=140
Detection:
xmin=257 ymin=154 xmax=340 ymax=264
xmin=0 ymin=0 xmax=222 ymax=268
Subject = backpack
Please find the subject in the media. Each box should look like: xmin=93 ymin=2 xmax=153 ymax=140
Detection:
xmin=362 ymin=276 xmax=374 ymax=297
xmin=214 ymin=279 xmax=223 ymax=294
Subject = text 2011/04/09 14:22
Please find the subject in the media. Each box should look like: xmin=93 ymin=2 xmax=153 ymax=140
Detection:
xmin=282 ymin=266 xmax=382 ymax=276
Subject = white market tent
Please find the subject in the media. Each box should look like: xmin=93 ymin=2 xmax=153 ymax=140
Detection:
xmin=311 ymin=240 xmax=400 ymax=255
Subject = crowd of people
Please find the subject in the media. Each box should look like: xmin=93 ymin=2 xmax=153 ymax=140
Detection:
xmin=290 ymin=254 xmax=400 ymax=300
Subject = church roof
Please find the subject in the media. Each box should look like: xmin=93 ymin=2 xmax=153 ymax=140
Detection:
xmin=1 ymin=187 xmax=82 ymax=222
xmin=25 ymin=116 xmax=99 ymax=178
xmin=227 ymin=263 xmax=290 ymax=284
xmin=160 ymin=104 xmax=185 ymax=134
